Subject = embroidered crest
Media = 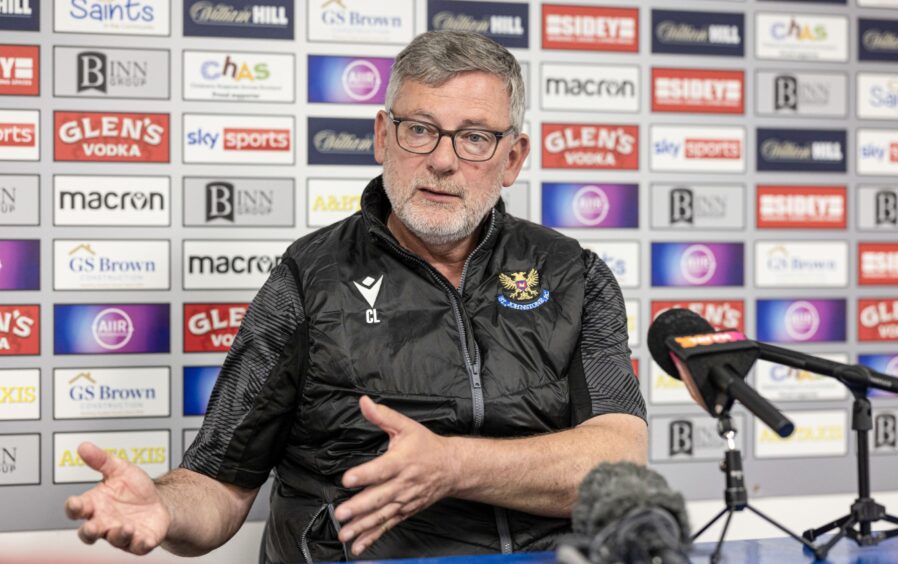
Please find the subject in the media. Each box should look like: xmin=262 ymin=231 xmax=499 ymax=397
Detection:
xmin=498 ymin=268 xmax=550 ymax=311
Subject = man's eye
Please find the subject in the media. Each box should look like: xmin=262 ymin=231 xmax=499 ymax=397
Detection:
xmin=463 ymin=132 xmax=489 ymax=144
xmin=409 ymin=124 xmax=431 ymax=135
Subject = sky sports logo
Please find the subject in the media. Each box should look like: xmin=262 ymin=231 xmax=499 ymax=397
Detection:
xmin=541 ymin=183 xmax=638 ymax=228
xmin=542 ymin=4 xmax=638 ymax=52
xmin=0 ymin=110 xmax=39 ymax=161
xmin=183 ymin=114 xmax=294 ymax=165
xmin=0 ymin=44 xmax=39 ymax=96
xmin=858 ymin=129 xmax=898 ymax=176
xmin=652 ymin=68 xmax=744 ymax=114
xmin=650 ymin=126 xmax=745 ymax=173
xmin=756 ymin=186 xmax=846 ymax=229
xmin=308 ymin=55 xmax=392 ymax=104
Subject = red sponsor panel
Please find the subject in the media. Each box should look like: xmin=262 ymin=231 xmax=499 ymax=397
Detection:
xmin=0 ymin=45 xmax=39 ymax=96
xmin=0 ymin=304 xmax=39 ymax=355
xmin=0 ymin=123 xmax=35 ymax=147
xmin=651 ymin=300 xmax=745 ymax=332
xmin=756 ymin=185 xmax=847 ymax=229
xmin=684 ymin=139 xmax=741 ymax=160
xmin=891 ymin=143 xmax=898 ymax=162
xmin=631 ymin=358 xmax=639 ymax=379
xmin=651 ymin=68 xmax=744 ymax=114
xmin=542 ymin=4 xmax=639 ymax=52
xmin=223 ymin=128 xmax=291 ymax=152
xmin=542 ymin=123 xmax=638 ymax=169
xmin=54 ymin=111 xmax=170 ymax=163
xmin=183 ymin=303 xmax=248 ymax=353
xmin=859 ymin=243 xmax=898 ymax=286
xmin=858 ymin=298 xmax=898 ymax=342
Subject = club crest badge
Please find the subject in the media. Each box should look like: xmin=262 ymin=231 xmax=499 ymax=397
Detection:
xmin=498 ymin=268 xmax=551 ymax=311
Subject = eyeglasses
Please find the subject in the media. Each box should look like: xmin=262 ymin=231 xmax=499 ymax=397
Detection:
xmin=388 ymin=111 xmax=514 ymax=162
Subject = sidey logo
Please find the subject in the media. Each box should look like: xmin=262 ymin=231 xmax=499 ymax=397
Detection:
xmin=498 ymin=268 xmax=550 ymax=311
xmin=353 ymin=275 xmax=383 ymax=324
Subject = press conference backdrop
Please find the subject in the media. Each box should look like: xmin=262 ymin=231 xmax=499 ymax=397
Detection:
xmin=1 ymin=0 xmax=897 ymax=534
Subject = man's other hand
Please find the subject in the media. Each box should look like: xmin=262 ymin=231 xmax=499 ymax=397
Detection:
xmin=64 ymin=442 xmax=171 ymax=555
xmin=335 ymin=396 xmax=460 ymax=555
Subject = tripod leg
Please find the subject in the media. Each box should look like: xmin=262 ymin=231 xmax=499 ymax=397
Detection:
xmin=803 ymin=513 xmax=852 ymax=542
xmin=745 ymin=505 xmax=822 ymax=559
xmin=814 ymin=514 xmax=857 ymax=560
xmin=883 ymin=513 xmax=898 ymax=526
xmin=692 ymin=507 xmax=730 ymax=542
xmin=711 ymin=510 xmax=735 ymax=564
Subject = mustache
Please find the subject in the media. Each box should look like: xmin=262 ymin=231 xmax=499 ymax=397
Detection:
xmin=414 ymin=176 xmax=465 ymax=196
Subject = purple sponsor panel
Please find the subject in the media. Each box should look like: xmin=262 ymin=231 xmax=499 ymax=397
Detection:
xmin=308 ymin=55 xmax=392 ymax=104
xmin=651 ymin=242 xmax=744 ymax=287
xmin=0 ymin=239 xmax=39 ymax=290
xmin=541 ymin=183 xmax=638 ymax=228
xmin=54 ymin=304 xmax=170 ymax=354
xmin=860 ymin=354 xmax=898 ymax=398
xmin=756 ymin=299 xmax=846 ymax=343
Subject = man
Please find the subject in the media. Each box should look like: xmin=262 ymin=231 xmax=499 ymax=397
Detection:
xmin=64 ymin=31 xmax=647 ymax=563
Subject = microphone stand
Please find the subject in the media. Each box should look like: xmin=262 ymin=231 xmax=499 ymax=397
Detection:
xmin=801 ymin=382 xmax=898 ymax=558
xmin=692 ymin=413 xmax=823 ymax=564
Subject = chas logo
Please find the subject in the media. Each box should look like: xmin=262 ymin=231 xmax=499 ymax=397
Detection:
xmin=756 ymin=13 xmax=848 ymax=62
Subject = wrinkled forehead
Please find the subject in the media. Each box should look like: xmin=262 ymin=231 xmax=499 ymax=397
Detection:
xmin=390 ymin=73 xmax=512 ymax=128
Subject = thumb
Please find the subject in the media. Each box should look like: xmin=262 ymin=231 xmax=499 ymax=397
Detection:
xmin=359 ymin=396 xmax=413 ymax=437
xmin=77 ymin=442 xmax=126 ymax=479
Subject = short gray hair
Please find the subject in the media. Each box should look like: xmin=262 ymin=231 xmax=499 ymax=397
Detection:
xmin=384 ymin=31 xmax=525 ymax=135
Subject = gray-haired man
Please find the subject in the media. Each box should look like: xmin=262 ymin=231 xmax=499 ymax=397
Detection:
xmin=65 ymin=31 xmax=647 ymax=563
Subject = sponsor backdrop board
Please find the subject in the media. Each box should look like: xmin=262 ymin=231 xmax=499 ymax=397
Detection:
xmin=1 ymin=0 xmax=898 ymax=535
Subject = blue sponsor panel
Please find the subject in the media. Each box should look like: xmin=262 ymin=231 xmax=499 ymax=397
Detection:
xmin=427 ymin=0 xmax=528 ymax=49
xmin=183 ymin=366 xmax=220 ymax=416
xmin=651 ymin=242 xmax=744 ymax=287
xmin=307 ymin=55 xmax=393 ymax=104
xmin=0 ymin=0 xmax=39 ymax=30
xmin=756 ymin=299 xmax=846 ymax=343
xmin=541 ymin=183 xmax=639 ymax=228
xmin=859 ymin=354 xmax=898 ymax=397
xmin=307 ymin=117 xmax=376 ymax=166
xmin=184 ymin=0 xmax=293 ymax=39
xmin=651 ymin=9 xmax=744 ymax=57
xmin=0 ymin=240 xmax=40 ymax=290
xmin=860 ymin=18 xmax=898 ymax=62
xmin=54 ymin=303 xmax=170 ymax=354
xmin=756 ymin=128 xmax=847 ymax=173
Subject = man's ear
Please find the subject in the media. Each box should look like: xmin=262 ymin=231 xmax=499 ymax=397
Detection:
xmin=374 ymin=110 xmax=389 ymax=164
xmin=501 ymin=132 xmax=530 ymax=187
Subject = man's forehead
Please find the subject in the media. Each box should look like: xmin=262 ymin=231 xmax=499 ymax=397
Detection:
xmin=391 ymin=74 xmax=510 ymax=127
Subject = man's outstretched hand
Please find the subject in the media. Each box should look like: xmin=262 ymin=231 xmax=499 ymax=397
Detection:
xmin=334 ymin=396 xmax=461 ymax=556
xmin=64 ymin=442 xmax=171 ymax=555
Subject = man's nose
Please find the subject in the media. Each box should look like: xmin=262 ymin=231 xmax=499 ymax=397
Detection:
xmin=426 ymin=134 xmax=459 ymax=174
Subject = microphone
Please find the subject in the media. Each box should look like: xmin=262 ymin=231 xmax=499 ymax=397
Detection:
xmin=558 ymin=462 xmax=691 ymax=564
xmin=647 ymin=308 xmax=794 ymax=437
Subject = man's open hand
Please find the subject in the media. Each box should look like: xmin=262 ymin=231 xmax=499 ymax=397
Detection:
xmin=64 ymin=442 xmax=171 ymax=555
xmin=334 ymin=396 xmax=460 ymax=555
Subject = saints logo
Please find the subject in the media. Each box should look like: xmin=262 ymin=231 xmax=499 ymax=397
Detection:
xmin=498 ymin=268 xmax=550 ymax=311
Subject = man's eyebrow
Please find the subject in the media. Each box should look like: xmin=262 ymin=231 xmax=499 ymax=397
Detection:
xmin=397 ymin=110 xmax=497 ymax=129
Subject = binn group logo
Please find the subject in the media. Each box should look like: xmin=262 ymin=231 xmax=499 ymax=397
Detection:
xmin=0 ymin=0 xmax=39 ymax=31
xmin=652 ymin=68 xmax=744 ymax=114
xmin=0 ymin=304 xmax=39 ymax=355
xmin=0 ymin=434 xmax=40 ymax=486
xmin=54 ymin=47 xmax=169 ymax=100
xmin=651 ymin=300 xmax=744 ymax=332
xmin=756 ymin=185 xmax=846 ymax=229
xmin=54 ymin=111 xmax=169 ymax=162
xmin=650 ymin=125 xmax=745 ymax=173
xmin=756 ymin=72 xmax=847 ymax=118
xmin=0 ymin=110 xmax=39 ymax=161
xmin=0 ymin=44 xmax=39 ymax=96
xmin=54 ymin=304 xmax=169 ymax=355
xmin=428 ymin=1 xmax=528 ymax=49
xmin=184 ymin=114 xmax=294 ymax=165
xmin=859 ymin=299 xmax=898 ymax=342
xmin=184 ymin=177 xmax=294 ymax=227
xmin=756 ymin=299 xmax=846 ymax=343
xmin=651 ymin=9 xmax=744 ymax=57
xmin=0 ymin=174 xmax=40 ymax=226
xmin=651 ymin=242 xmax=744 ymax=287
xmin=859 ymin=243 xmax=898 ymax=286
xmin=542 ymin=4 xmax=638 ymax=52
xmin=541 ymin=183 xmax=638 ymax=228
xmin=652 ymin=184 xmax=745 ymax=230
xmin=756 ymin=13 xmax=848 ymax=62
xmin=858 ymin=129 xmax=898 ymax=176
xmin=183 ymin=303 xmax=247 ymax=352
xmin=308 ymin=55 xmax=392 ymax=104
xmin=756 ymin=128 xmax=846 ymax=173
xmin=650 ymin=415 xmax=745 ymax=462
xmin=859 ymin=186 xmax=898 ymax=231
xmin=184 ymin=0 xmax=292 ymax=40
xmin=541 ymin=123 xmax=638 ymax=170
xmin=183 ymin=50 xmax=294 ymax=103
xmin=55 ymin=0 xmax=170 ymax=36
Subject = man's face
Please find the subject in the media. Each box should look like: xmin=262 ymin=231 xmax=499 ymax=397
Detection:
xmin=374 ymin=72 xmax=529 ymax=246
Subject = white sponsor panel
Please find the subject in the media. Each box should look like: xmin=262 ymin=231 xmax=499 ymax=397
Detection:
xmin=650 ymin=361 xmax=692 ymax=405
xmin=183 ymin=51 xmax=295 ymax=103
xmin=755 ymin=241 xmax=848 ymax=288
xmin=541 ymin=63 xmax=639 ymax=113
xmin=756 ymin=71 xmax=847 ymax=118
xmin=625 ymin=300 xmax=639 ymax=347
xmin=754 ymin=410 xmax=847 ymax=459
xmin=54 ymin=240 xmax=169 ymax=291
xmin=183 ymin=240 xmax=290 ymax=290
xmin=0 ymin=369 xmax=40 ymax=420
xmin=755 ymin=13 xmax=848 ymax=62
xmin=0 ymin=110 xmax=39 ymax=161
xmin=858 ymin=129 xmax=898 ymax=176
xmin=183 ymin=429 xmax=199 ymax=455
xmin=858 ymin=185 xmax=898 ymax=231
xmin=754 ymin=354 xmax=849 ymax=402
xmin=857 ymin=73 xmax=898 ymax=120
xmin=307 ymin=0 xmax=415 ymax=44
xmin=581 ymin=241 xmax=640 ymax=288
xmin=651 ymin=184 xmax=745 ymax=230
xmin=183 ymin=114 xmax=294 ymax=165
xmin=54 ymin=367 xmax=169 ymax=419
xmin=858 ymin=0 xmax=898 ymax=6
xmin=650 ymin=125 xmax=745 ymax=173
xmin=54 ymin=430 xmax=169 ymax=483
xmin=54 ymin=0 xmax=170 ymax=36
xmin=307 ymin=178 xmax=364 ymax=227
xmin=0 ymin=434 xmax=40 ymax=485
xmin=54 ymin=176 xmax=170 ymax=226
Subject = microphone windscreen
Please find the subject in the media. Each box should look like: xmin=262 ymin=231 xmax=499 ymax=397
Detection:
xmin=572 ymin=462 xmax=690 ymax=544
xmin=647 ymin=308 xmax=714 ymax=378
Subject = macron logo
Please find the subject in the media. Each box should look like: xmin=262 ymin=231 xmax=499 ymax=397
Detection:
xmin=353 ymin=275 xmax=383 ymax=308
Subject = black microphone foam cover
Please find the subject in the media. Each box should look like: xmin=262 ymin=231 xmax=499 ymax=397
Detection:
xmin=647 ymin=308 xmax=715 ymax=378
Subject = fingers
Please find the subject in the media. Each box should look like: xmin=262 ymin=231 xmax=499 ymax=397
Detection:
xmin=350 ymin=514 xmax=404 ymax=556
xmin=105 ymin=524 xmax=135 ymax=551
xmin=65 ymin=495 xmax=94 ymax=520
xmin=341 ymin=452 xmax=401 ymax=490
xmin=77 ymin=442 xmax=125 ymax=479
xmin=359 ymin=396 xmax=412 ymax=437
xmin=78 ymin=521 xmax=101 ymax=545
xmin=339 ymin=501 xmax=401 ymax=543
